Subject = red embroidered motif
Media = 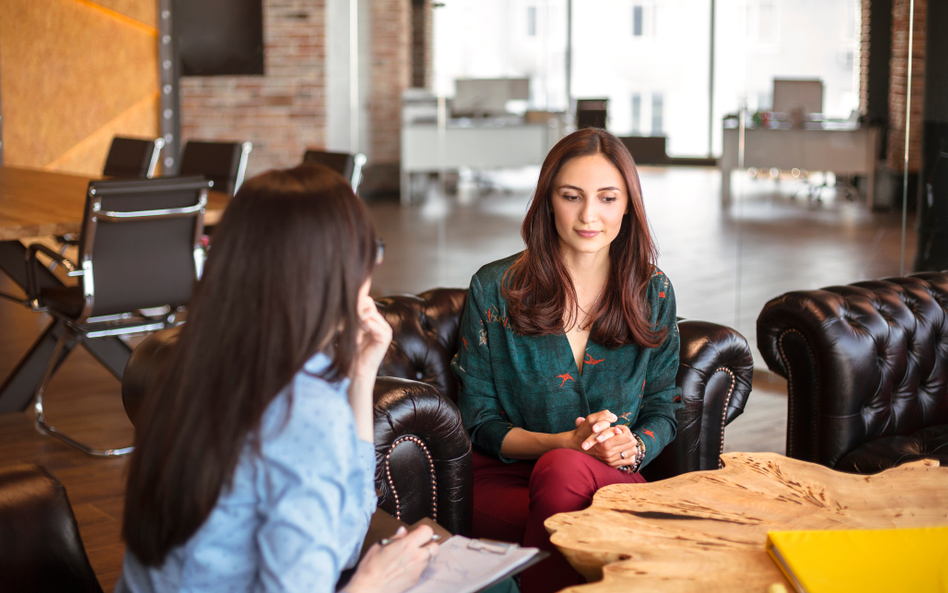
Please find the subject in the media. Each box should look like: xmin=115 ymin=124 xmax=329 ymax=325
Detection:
xmin=462 ymin=337 xmax=469 ymax=351
xmin=642 ymin=429 xmax=655 ymax=440
xmin=556 ymin=373 xmax=575 ymax=387
xmin=659 ymin=291 xmax=666 ymax=298
xmin=584 ymin=353 xmax=604 ymax=366
xmin=673 ymin=395 xmax=681 ymax=403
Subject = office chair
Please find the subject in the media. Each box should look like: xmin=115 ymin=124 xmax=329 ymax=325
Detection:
xmin=102 ymin=136 xmax=165 ymax=178
xmin=24 ymin=176 xmax=212 ymax=456
xmin=53 ymin=137 xmax=168 ymax=256
xmin=576 ymin=98 xmax=608 ymax=130
xmin=179 ymin=140 xmax=253 ymax=195
xmin=302 ymin=149 xmax=367 ymax=193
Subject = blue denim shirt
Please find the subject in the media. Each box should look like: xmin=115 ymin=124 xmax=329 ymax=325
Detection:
xmin=116 ymin=353 xmax=377 ymax=593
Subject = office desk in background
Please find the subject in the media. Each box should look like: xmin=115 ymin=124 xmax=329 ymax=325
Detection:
xmin=400 ymin=120 xmax=559 ymax=206
xmin=0 ymin=166 xmax=229 ymax=413
xmin=720 ymin=124 xmax=881 ymax=208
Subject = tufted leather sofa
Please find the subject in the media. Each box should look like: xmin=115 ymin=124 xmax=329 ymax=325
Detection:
xmin=0 ymin=464 xmax=103 ymax=593
xmin=124 ymin=288 xmax=754 ymax=536
xmin=757 ymin=272 xmax=948 ymax=473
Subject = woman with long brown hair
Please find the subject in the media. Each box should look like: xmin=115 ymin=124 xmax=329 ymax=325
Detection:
xmin=117 ymin=164 xmax=438 ymax=593
xmin=452 ymin=129 xmax=682 ymax=593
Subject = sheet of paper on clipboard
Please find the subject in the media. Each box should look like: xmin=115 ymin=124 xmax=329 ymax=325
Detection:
xmin=403 ymin=535 xmax=548 ymax=593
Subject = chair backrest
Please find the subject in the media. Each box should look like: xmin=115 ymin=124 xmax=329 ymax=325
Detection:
xmin=0 ymin=464 xmax=103 ymax=593
xmin=302 ymin=149 xmax=367 ymax=193
xmin=102 ymin=136 xmax=165 ymax=178
xmin=77 ymin=176 xmax=211 ymax=320
xmin=178 ymin=140 xmax=252 ymax=195
xmin=757 ymin=272 xmax=948 ymax=468
xmin=618 ymin=136 xmax=668 ymax=165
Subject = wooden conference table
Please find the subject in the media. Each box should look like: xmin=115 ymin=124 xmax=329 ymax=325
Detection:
xmin=545 ymin=452 xmax=948 ymax=592
xmin=0 ymin=165 xmax=229 ymax=413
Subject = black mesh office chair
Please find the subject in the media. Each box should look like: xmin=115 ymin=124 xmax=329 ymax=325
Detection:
xmin=302 ymin=149 xmax=367 ymax=193
xmin=179 ymin=140 xmax=253 ymax=195
xmin=24 ymin=176 xmax=212 ymax=456
xmin=102 ymin=136 xmax=165 ymax=178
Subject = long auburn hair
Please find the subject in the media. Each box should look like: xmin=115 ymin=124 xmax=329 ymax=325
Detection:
xmin=503 ymin=128 xmax=664 ymax=348
xmin=122 ymin=164 xmax=379 ymax=566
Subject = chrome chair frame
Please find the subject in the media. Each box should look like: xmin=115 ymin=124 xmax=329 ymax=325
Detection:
xmin=234 ymin=141 xmax=253 ymax=194
xmin=302 ymin=149 xmax=367 ymax=193
xmin=25 ymin=179 xmax=209 ymax=456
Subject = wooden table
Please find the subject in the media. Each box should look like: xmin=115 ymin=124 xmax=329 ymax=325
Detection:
xmin=545 ymin=452 xmax=948 ymax=592
xmin=0 ymin=166 xmax=230 ymax=413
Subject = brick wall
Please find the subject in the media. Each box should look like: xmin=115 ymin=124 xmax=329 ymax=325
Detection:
xmin=887 ymin=0 xmax=926 ymax=172
xmin=179 ymin=0 xmax=326 ymax=177
xmin=369 ymin=0 xmax=411 ymax=165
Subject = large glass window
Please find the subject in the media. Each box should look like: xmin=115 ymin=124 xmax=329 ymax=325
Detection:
xmin=433 ymin=0 xmax=568 ymax=112
xmin=712 ymin=0 xmax=862 ymax=154
xmin=571 ymin=0 xmax=711 ymax=157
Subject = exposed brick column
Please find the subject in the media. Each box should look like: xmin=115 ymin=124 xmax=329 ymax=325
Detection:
xmin=887 ymin=0 xmax=926 ymax=172
xmin=179 ymin=0 xmax=326 ymax=177
xmin=411 ymin=0 xmax=433 ymax=89
xmin=369 ymin=0 xmax=411 ymax=165
xmin=859 ymin=0 xmax=871 ymax=114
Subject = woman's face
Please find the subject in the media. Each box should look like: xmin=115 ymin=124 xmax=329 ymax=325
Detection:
xmin=550 ymin=154 xmax=629 ymax=260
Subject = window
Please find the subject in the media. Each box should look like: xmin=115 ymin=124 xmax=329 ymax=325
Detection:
xmin=651 ymin=93 xmax=663 ymax=135
xmin=747 ymin=0 xmax=778 ymax=44
xmin=632 ymin=5 xmax=643 ymax=36
xmin=528 ymin=6 xmax=537 ymax=37
xmin=631 ymin=94 xmax=641 ymax=134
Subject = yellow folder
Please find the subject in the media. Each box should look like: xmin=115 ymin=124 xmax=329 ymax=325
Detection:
xmin=766 ymin=526 xmax=948 ymax=593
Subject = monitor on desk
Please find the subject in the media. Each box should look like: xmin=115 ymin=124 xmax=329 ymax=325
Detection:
xmin=453 ymin=78 xmax=530 ymax=117
xmin=773 ymin=78 xmax=823 ymax=115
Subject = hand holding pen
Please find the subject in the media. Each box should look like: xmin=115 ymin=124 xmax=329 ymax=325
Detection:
xmin=342 ymin=525 xmax=441 ymax=593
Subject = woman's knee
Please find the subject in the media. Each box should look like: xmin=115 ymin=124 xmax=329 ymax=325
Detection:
xmin=528 ymin=449 xmax=599 ymax=500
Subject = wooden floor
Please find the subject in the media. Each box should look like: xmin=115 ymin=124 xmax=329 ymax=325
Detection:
xmin=0 ymin=166 xmax=917 ymax=591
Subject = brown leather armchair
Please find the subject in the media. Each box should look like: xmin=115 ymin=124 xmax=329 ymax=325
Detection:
xmin=757 ymin=272 xmax=948 ymax=473
xmin=0 ymin=464 xmax=103 ymax=593
xmin=123 ymin=288 xmax=754 ymax=537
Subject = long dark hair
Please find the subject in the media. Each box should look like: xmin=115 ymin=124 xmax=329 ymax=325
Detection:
xmin=122 ymin=164 xmax=379 ymax=566
xmin=503 ymin=128 xmax=664 ymax=348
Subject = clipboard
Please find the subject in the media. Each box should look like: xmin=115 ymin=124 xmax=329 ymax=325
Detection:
xmin=354 ymin=510 xmax=550 ymax=593
xmin=402 ymin=534 xmax=548 ymax=593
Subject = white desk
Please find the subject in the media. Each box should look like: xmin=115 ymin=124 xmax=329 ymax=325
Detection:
xmin=400 ymin=121 xmax=557 ymax=205
xmin=720 ymin=124 xmax=881 ymax=208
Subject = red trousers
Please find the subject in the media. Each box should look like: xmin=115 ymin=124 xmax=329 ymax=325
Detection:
xmin=471 ymin=448 xmax=646 ymax=593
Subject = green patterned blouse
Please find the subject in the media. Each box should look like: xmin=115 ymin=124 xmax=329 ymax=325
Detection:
xmin=451 ymin=253 xmax=682 ymax=469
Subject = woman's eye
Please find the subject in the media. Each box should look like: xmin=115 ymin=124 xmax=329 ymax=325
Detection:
xmin=563 ymin=194 xmax=580 ymax=201
xmin=601 ymin=195 xmax=617 ymax=203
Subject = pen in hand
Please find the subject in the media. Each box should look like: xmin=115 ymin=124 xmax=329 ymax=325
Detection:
xmin=379 ymin=533 xmax=442 ymax=546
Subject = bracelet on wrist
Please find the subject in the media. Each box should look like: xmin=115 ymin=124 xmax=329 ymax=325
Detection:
xmin=629 ymin=432 xmax=647 ymax=473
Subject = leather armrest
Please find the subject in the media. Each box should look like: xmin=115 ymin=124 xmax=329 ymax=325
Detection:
xmin=373 ymin=376 xmax=473 ymax=536
xmin=641 ymin=319 xmax=754 ymax=482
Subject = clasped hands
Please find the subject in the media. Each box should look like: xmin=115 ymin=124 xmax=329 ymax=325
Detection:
xmin=571 ymin=410 xmax=637 ymax=470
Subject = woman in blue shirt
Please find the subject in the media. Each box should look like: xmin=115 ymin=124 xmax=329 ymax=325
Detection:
xmin=452 ymin=129 xmax=683 ymax=593
xmin=117 ymin=164 xmax=438 ymax=593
